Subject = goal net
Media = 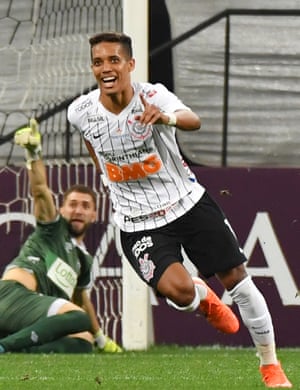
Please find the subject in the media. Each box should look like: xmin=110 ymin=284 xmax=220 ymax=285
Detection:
xmin=0 ymin=0 xmax=122 ymax=166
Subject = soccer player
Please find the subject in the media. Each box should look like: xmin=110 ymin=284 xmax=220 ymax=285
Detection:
xmin=67 ymin=32 xmax=292 ymax=387
xmin=0 ymin=119 xmax=122 ymax=354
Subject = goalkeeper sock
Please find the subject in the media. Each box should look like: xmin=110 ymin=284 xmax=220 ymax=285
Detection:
xmin=0 ymin=310 xmax=92 ymax=352
xmin=22 ymin=337 xmax=93 ymax=354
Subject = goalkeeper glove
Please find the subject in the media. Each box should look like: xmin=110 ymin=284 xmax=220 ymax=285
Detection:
xmin=94 ymin=330 xmax=123 ymax=353
xmin=14 ymin=118 xmax=42 ymax=170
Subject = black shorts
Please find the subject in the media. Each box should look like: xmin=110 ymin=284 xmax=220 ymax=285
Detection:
xmin=120 ymin=192 xmax=247 ymax=290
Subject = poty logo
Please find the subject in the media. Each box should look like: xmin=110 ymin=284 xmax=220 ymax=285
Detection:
xmin=132 ymin=236 xmax=153 ymax=258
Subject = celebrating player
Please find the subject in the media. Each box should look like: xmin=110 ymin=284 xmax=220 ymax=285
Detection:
xmin=67 ymin=32 xmax=292 ymax=387
xmin=0 ymin=119 xmax=122 ymax=354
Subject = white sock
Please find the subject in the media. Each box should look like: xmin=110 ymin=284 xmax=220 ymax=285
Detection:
xmin=256 ymin=343 xmax=278 ymax=366
xmin=166 ymin=282 xmax=206 ymax=312
xmin=228 ymin=276 xmax=278 ymax=365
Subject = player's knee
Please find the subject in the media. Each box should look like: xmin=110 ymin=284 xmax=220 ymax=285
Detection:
xmin=55 ymin=301 xmax=84 ymax=315
xmin=165 ymin=283 xmax=196 ymax=309
xmin=69 ymin=331 xmax=94 ymax=344
xmin=164 ymin=283 xmax=196 ymax=307
xmin=166 ymin=283 xmax=200 ymax=312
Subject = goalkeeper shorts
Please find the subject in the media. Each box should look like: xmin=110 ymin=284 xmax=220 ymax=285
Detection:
xmin=0 ymin=280 xmax=66 ymax=334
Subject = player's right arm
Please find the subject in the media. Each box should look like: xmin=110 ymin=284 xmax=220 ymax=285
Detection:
xmin=28 ymin=159 xmax=57 ymax=222
xmin=14 ymin=119 xmax=56 ymax=222
xmin=84 ymin=139 xmax=102 ymax=173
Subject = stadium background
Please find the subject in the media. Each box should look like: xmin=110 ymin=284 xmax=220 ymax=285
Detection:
xmin=0 ymin=0 xmax=300 ymax=348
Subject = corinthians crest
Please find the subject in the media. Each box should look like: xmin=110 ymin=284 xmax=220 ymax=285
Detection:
xmin=128 ymin=119 xmax=152 ymax=141
xmin=138 ymin=253 xmax=156 ymax=282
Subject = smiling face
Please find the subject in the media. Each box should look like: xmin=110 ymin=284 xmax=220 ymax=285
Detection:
xmin=91 ymin=41 xmax=135 ymax=100
xmin=60 ymin=191 xmax=96 ymax=241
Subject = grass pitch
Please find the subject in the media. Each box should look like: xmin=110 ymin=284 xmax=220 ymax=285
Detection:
xmin=0 ymin=345 xmax=298 ymax=389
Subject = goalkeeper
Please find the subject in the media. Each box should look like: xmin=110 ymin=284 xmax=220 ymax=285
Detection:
xmin=0 ymin=119 xmax=122 ymax=354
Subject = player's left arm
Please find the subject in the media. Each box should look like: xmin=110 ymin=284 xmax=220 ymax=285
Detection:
xmin=73 ymin=287 xmax=122 ymax=352
xmin=137 ymin=92 xmax=201 ymax=131
xmin=73 ymin=288 xmax=100 ymax=334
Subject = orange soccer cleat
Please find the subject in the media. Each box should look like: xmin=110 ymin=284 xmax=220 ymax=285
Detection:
xmin=192 ymin=276 xmax=239 ymax=334
xmin=260 ymin=362 xmax=292 ymax=388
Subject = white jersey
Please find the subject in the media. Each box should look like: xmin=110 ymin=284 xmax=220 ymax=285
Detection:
xmin=68 ymin=82 xmax=205 ymax=232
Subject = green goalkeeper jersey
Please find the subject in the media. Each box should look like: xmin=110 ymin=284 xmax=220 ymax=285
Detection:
xmin=4 ymin=215 xmax=93 ymax=300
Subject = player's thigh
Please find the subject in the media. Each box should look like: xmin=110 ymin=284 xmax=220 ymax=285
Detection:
xmin=120 ymin=229 xmax=184 ymax=290
xmin=54 ymin=301 xmax=93 ymax=342
xmin=183 ymin=193 xmax=246 ymax=277
xmin=55 ymin=300 xmax=84 ymax=315
xmin=67 ymin=331 xmax=94 ymax=343
xmin=0 ymin=280 xmax=60 ymax=333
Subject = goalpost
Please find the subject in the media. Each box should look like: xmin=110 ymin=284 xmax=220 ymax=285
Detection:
xmin=121 ymin=0 xmax=154 ymax=351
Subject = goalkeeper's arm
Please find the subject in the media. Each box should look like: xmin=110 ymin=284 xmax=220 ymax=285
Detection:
xmin=73 ymin=288 xmax=123 ymax=353
xmin=14 ymin=118 xmax=42 ymax=170
xmin=14 ymin=119 xmax=56 ymax=222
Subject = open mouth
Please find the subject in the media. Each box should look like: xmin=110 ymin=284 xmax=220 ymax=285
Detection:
xmin=102 ymin=76 xmax=117 ymax=87
xmin=71 ymin=219 xmax=84 ymax=227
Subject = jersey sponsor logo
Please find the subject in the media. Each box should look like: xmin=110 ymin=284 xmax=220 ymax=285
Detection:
xmin=92 ymin=131 xmax=106 ymax=139
xmin=104 ymin=147 xmax=152 ymax=163
xmin=138 ymin=253 xmax=156 ymax=282
xmin=75 ymin=99 xmax=92 ymax=112
xmin=132 ymin=236 xmax=153 ymax=258
xmin=64 ymin=241 xmax=75 ymax=254
xmin=106 ymin=154 xmax=162 ymax=182
xmin=27 ymin=256 xmax=40 ymax=264
xmin=131 ymin=105 xmax=144 ymax=114
xmin=87 ymin=115 xmax=105 ymax=123
xmin=124 ymin=204 xmax=175 ymax=223
xmin=145 ymin=89 xmax=157 ymax=98
xmin=47 ymin=257 xmax=77 ymax=299
xmin=30 ymin=331 xmax=39 ymax=343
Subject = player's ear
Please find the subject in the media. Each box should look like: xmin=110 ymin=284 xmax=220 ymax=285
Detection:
xmin=128 ymin=57 xmax=135 ymax=72
xmin=59 ymin=206 xmax=64 ymax=217
xmin=91 ymin=209 xmax=97 ymax=223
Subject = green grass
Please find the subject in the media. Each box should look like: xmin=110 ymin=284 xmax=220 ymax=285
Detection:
xmin=0 ymin=345 xmax=298 ymax=389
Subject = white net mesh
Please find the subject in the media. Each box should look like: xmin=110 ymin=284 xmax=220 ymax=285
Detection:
xmin=0 ymin=0 xmax=122 ymax=165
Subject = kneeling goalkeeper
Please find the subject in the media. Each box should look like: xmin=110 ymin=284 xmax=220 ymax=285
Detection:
xmin=0 ymin=119 xmax=122 ymax=353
